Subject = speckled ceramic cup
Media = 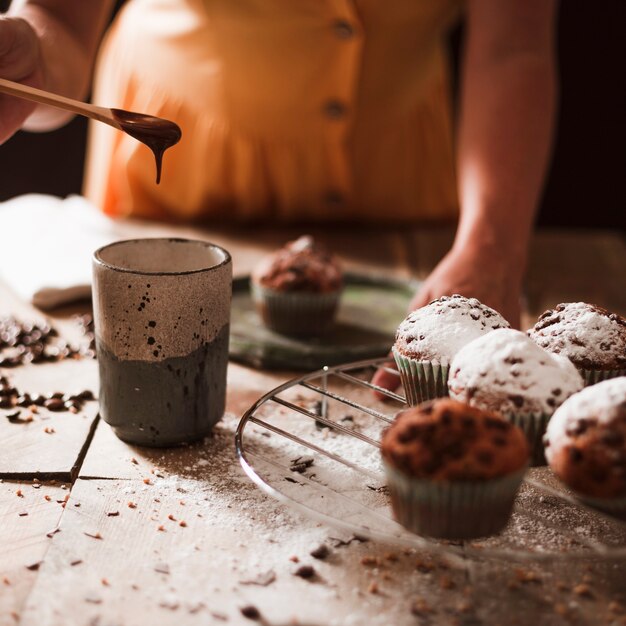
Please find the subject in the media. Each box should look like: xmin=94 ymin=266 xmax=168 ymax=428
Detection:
xmin=93 ymin=238 xmax=232 ymax=447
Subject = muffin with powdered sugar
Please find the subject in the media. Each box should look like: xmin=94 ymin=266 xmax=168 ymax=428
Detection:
xmin=392 ymin=295 xmax=509 ymax=406
xmin=448 ymin=328 xmax=584 ymax=465
xmin=544 ymin=377 xmax=626 ymax=519
xmin=528 ymin=302 xmax=626 ymax=385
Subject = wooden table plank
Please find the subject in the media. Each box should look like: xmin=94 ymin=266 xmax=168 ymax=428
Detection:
xmin=18 ymin=478 xmax=471 ymax=626
xmin=0 ymin=480 xmax=67 ymax=623
xmin=0 ymin=360 xmax=99 ymax=479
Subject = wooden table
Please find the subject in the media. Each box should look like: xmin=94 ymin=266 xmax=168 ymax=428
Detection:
xmin=1 ymin=225 xmax=625 ymax=626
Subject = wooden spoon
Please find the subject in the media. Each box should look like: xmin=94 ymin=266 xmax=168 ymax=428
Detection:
xmin=0 ymin=77 xmax=181 ymax=184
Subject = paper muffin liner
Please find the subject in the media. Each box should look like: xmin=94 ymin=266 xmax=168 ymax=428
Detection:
xmin=501 ymin=410 xmax=551 ymax=467
xmin=251 ymin=282 xmax=341 ymax=337
xmin=392 ymin=348 xmax=449 ymax=406
xmin=580 ymin=367 xmax=626 ymax=387
xmin=383 ymin=462 xmax=526 ymax=540
xmin=576 ymin=493 xmax=626 ymax=522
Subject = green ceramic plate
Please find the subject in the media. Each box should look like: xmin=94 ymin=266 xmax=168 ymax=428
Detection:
xmin=230 ymin=273 xmax=420 ymax=370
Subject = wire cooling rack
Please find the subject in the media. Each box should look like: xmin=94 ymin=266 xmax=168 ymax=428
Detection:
xmin=235 ymin=358 xmax=626 ymax=563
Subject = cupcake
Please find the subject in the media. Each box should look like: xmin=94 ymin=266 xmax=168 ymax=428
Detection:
xmin=251 ymin=236 xmax=342 ymax=337
xmin=392 ymin=295 xmax=509 ymax=406
xmin=448 ymin=328 xmax=584 ymax=465
xmin=381 ymin=398 xmax=529 ymax=539
xmin=528 ymin=302 xmax=626 ymax=385
xmin=544 ymin=377 xmax=626 ymax=520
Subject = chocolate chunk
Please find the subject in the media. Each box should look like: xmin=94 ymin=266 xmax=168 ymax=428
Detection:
xmin=310 ymin=544 xmax=330 ymax=560
xmin=290 ymin=456 xmax=314 ymax=473
xmin=44 ymin=398 xmax=65 ymax=412
xmin=0 ymin=397 xmax=14 ymax=409
xmin=476 ymin=450 xmax=494 ymax=465
xmin=5 ymin=410 xmax=22 ymax=423
xmin=240 ymin=605 xmax=262 ymax=621
xmin=461 ymin=416 xmax=476 ymax=429
xmin=294 ymin=565 xmax=316 ymax=579
xmin=509 ymin=395 xmax=525 ymax=409
xmin=566 ymin=419 xmax=590 ymax=437
xmin=601 ymin=431 xmax=624 ymax=447
xmin=568 ymin=447 xmax=583 ymax=463
xmin=440 ymin=411 xmax=452 ymax=426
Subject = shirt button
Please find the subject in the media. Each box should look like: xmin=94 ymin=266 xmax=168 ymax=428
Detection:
xmin=333 ymin=19 xmax=355 ymax=40
xmin=323 ymin=100 xmax=347 ymax=120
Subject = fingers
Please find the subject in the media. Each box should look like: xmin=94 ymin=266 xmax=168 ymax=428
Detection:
xmin=0 ymin=17 xmax=42 ymax=144
xmin=0 ymin=17 xmax=41 ymax=80
xmin=371 ymin=358 xmax=401 ymax=400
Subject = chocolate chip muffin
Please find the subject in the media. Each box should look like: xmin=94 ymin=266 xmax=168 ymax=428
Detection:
xmin=251 ymin=236 xmax=343 ymax=337
xmin=544 ymin=377 xmax=626 ymax=519
xmin=528 ymin=303 xmax=626 ymax=385
xmin=449 ymin=328 xmax=584 ymax=465
xmin=381 ymin=398 xmax=528 ymax=539
xmin=392 ymin=295 xmax=509 ymax=406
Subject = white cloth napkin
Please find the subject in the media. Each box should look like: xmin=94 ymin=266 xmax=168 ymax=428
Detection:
xmin=0 ymin=194 xmax=200 ymax=310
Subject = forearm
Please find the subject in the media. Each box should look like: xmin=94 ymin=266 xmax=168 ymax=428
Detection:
xmin=10 ymin=0 xmax=114 ymax=130
xmin=455 ymin=1 xmax=558 ymax=279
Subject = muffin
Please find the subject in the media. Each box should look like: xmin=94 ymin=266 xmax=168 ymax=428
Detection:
xmin=392 ymin=295 xmax=509 ymax=406
xmin=251 ymin=236 xmax=342 ymax=337
xmin=448 ymin=328 xmax=584 ymax=465
xmin=528 ymin=302 xmax=626 ymax=385
xmin=381 ymin=398 xmax=529 ymax=539
xmin=544 ymin=377 xmax=626 ymax=520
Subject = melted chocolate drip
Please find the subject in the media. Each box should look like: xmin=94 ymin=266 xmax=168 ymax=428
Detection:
xmin=111 ymin=109 xmax=182 ymax=184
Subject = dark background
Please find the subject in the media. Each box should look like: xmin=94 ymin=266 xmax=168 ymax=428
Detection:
xmin=0 ymin=1 xmax=624 ymax=230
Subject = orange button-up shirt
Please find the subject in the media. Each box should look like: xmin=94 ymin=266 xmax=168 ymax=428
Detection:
xmin=84 ymin=0 xmax=461 ymax=223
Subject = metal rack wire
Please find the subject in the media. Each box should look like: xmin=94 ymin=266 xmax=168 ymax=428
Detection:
xmin=235 ymin=358 xmax=626 ymax=563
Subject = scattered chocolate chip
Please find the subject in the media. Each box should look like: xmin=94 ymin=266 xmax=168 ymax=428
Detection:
xmin=240 ymin=605 xmax=261 ymax=621
xmin=44 ymin=398 xmax=65 ymax=412
xmin=294 ymin=565 xmax=316 ymax=579
xmin=310 ymin=544 xmax=330 ymax=560
xmin=5 ymin=410 xmax=22 ymax=423
xmin=25 ymin=561 xmax=41 ymax=571
xmin=290 ymin=456 xmax=314 ymax=473
xmin=509 ymin=395 xmax=525 ymax=409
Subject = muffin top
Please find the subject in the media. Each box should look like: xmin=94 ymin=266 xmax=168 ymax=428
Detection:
xmin=393 ymin=295 xmax=509 ymax=363
xmin=381 ymin=398 xmax=529 ymax=481
xmin=252 ymin=236 xmax=342 ymax=293
xmin=528 ymin=302 xmax=626 ymax=371
xmin=448 ymin=328 xmax=584 ymax=415
xmin=544 ymin=377 xmax=626 ymax=498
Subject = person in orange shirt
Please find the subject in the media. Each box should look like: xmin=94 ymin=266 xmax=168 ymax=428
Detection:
xmin=0 ymin=1 xmax=557 ymax=340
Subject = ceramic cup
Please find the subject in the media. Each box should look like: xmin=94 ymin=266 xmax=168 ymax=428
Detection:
xmin=92 ymin=238 xmax=232 ymax=447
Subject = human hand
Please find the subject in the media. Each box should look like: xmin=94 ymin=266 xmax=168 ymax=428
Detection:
xmin=371 ymin=244 xmax=523 ymax=395
xmin=0 ymin=17 xmax=44 ymax=144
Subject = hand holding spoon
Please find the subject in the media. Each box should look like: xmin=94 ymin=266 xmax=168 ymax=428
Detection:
xmin=0 ymin=77 xmax=181 ymax=184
